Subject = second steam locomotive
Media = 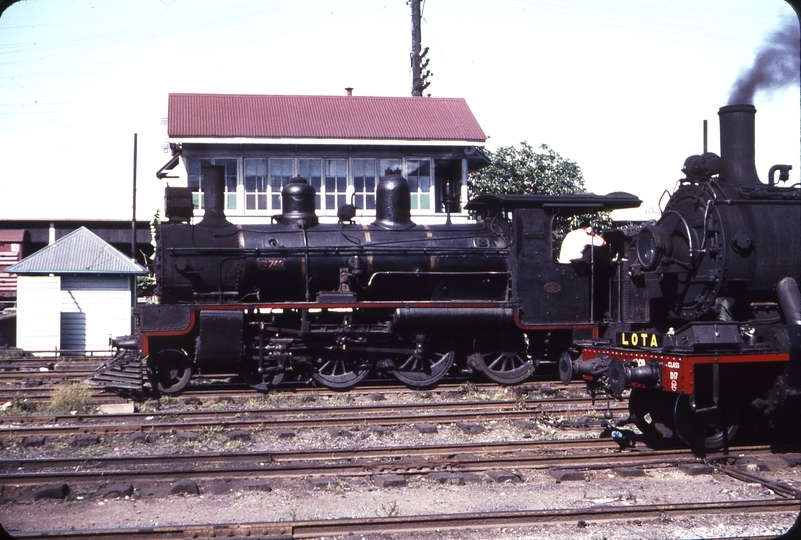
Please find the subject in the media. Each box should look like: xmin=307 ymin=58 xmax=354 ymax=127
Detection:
xmin=562 ymin=104 xmax=801 ymax=450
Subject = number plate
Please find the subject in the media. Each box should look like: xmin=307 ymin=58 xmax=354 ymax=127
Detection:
xmin=616 ymin=331 xmax=662 ymax=348
xmin=257 ymin=258 xmax=286 ymax=270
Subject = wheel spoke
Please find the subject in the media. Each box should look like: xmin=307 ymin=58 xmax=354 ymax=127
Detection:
xmin=470 ymin=337 xmax=536 ymax=385
xmin=389 ymin=339 xmax=454 ymax=389
xmin=312 ymin=350 xmax=369 ymax=389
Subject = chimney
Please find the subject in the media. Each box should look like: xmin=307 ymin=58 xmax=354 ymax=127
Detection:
xmin=345 ymin=87 xmax=353 ymax=96
xmin=718 ymin=104 xmax=761 ymax=187
xmin=198 ymin=164 xmax=231 ymax=228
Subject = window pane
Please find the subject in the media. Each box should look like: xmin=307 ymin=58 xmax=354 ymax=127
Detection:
xmin=366 ymin=195 xmax=375 ymax=209
xmin=323 ymin=159 xmax=347 ymax=211
xmin=188 ymin=159 xmax=201 ymax=176
xmin=379 ymin=159 xmax=401 ymax=176
xmin=247 ymin=194 xmax=255 ymax=210
xmin=406 ymin=159 xmax=432 ymax=210
xmin=299 ymin=159 xmax=321 ymax=186
xmin=245 ymin=159 xmax=267 ymax=192
xmin=270 ymin=158 xmax=293 ymax=201
xmin=353 ymin=159 xmax=376 ymax=211
xmin=188 ymin=158 xmax=238 ymax=210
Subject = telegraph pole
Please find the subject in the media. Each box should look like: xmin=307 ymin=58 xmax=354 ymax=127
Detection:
xmin=410 ymin=0 xmax=430 ymax=96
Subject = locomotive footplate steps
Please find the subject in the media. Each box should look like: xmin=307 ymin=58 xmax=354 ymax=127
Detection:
xmin=91 ymin=348 xmax=144 ymax=392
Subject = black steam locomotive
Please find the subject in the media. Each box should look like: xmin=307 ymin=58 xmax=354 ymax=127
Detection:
xmin=95 ymin=158 xmax=639 ymax=394
xmin=561 ymin=104 xmax=801 ymax=450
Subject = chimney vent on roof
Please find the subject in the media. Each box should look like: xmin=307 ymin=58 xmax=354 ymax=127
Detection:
xmin=345 ymin=87 xmax=353 ymax=96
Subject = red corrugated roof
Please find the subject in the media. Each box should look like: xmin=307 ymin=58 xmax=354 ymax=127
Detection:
xmin=168 ymin=94 xmax=486 ymax=142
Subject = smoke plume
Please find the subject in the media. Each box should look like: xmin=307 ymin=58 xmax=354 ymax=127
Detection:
xmin=728 ymin=19 xmax=800 ymax=105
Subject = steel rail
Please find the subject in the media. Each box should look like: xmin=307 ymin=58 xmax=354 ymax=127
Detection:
xmin=6 ymin=499 xmax=797 ymax=539
xmin=0 ymin=441 xmax=748 ymax=485
xmin=0 ymin=401 xmax=626 ymax=438
xmin=0 ymin=394 xmax=617 ymax=425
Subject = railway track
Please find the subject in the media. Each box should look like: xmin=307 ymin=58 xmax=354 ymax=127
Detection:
xmin=0 ymin=395 xmax=625 ymax=438
xmin=3 ymin=429 xmax=796 ymax=538
xmin=6 ymin=499 xmax=797 ymax=539
xmin=1 ymin=436 xmax=688 ymax=477
xmin=3 ymin=357 xmax=797 ymax=539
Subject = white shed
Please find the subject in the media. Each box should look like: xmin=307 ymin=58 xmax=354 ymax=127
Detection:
xmin=6 ymin=227 xmax=146 ymax=356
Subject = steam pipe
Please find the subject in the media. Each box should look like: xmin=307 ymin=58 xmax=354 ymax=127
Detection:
xmin=778 ymin=277 xmax=801 ymax=325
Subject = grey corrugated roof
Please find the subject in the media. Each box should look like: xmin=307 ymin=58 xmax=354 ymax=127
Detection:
xmin=168 ymin=93 xmax=487 ymax=142
xmin=6 ymin=227 xmax=147 ymax=275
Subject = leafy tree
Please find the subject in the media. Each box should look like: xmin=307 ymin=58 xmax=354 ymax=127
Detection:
xmin=468 ymin=142 xmax=611 ymax=240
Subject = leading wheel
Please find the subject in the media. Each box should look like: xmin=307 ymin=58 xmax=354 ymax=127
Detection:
xmin=469 ymin=336 xmax=536 ymax=385
xmin=628 ymin=388 xmax=677 ymax=446
xmin=146 ymin=349 xmax=192 ymax=394
xmin=312 ymin=350 xmax=370 ymax=390
xmin=673 ymin=393 xmax=739 ymax=451
xmin=389 ymin=338 xmax=455 ymax=389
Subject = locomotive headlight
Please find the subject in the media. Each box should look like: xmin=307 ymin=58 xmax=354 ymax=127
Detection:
xmin=636 ymin=225 xmax=668 ymax=271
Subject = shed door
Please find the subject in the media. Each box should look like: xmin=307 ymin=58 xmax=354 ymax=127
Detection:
xmin=61 ymin=276 xmax=132 ymax=354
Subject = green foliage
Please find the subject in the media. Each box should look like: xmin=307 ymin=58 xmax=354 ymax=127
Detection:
xmin=469 ymin=142 xmax=585 ymax=198
xmin=469 ymin=142 xmax=612 ymax=241
xmin=136 ymin=210 xmax=161 ymax=298
xmin=3 ymin=393 xmax=38 ymax=415
xmin=50 ymin=382 xmax=93 ymax=414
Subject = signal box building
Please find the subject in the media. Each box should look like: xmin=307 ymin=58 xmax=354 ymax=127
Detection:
xmin=6 ymin=227 xmax=146 ymax=355
xmin=160 ymin=93 xmax=490 ymax=223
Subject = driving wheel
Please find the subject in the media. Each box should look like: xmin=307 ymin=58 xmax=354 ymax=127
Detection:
xmin=312 ymin=350 xmax=370 ymax=389
xmin=389 ymin=338 xmax=455 ymax=389
xmin=469 ymin=336 xmax=536 ymax=385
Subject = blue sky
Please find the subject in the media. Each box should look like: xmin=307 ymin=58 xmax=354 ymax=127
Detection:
xmin=0 ymin=0 xmax=798 ymax=220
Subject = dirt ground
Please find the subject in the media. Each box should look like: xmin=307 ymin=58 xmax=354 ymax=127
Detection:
xmin=1 ymin=388 xmax=800 ymax=539
xmin=2 ymin=468 xmax=799 ymax=539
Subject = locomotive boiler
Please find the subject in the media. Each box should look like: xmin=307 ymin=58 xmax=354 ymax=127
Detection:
xmin=562 ymin=104 xmax=801 ymax=451
xmin=95 ymin=162 xmax=640 ymax=395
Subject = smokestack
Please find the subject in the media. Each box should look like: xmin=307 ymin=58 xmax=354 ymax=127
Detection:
xmin=198 ymin=163 xmax=231 ymax=228
xmin=718 ymin=104 xmax=761 ymax=188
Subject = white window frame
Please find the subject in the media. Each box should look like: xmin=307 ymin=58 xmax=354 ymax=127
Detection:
xmin=189 ymin=156 xmax=436 ymax=216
